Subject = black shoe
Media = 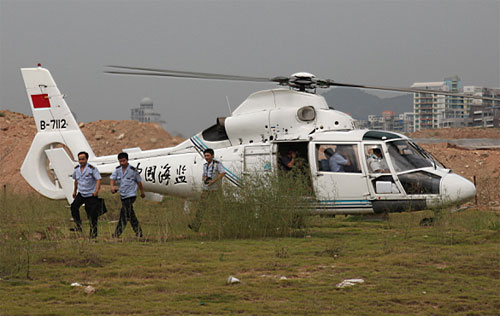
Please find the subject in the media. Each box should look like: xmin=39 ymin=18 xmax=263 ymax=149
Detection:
xmin=69 ymin=227 xmax=82 ymax=232
xmin=188 ymin=224 xmax=199 ymax=232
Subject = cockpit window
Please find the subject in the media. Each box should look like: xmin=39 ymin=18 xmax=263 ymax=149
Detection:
xmin=386 ymin=140 xmax=433 ymax=172
xmin=398 ymin=171 xmax=440 ymax=194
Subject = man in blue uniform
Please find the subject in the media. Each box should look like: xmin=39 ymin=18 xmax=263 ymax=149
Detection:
xmin=202 ymin=148 xmax=226 ymax=191
xmin=189 ymin=148 xmax=226 ymax=231
xmin=110 ymin=152 xmax=146 ymax=238
xmin=71 ymin=151 xmax=102 ymax=238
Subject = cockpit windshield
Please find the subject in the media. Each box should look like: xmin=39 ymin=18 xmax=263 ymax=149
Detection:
xmin=386 ymin=140 xmax=433 ymax=172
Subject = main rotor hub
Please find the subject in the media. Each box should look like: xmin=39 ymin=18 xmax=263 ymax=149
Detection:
xmin=289 ymin=72 xmax=317 ymax=92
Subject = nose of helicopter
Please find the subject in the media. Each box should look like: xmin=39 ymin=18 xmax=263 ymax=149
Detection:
xmin=440 ymin=173 xmax=476 ymax=205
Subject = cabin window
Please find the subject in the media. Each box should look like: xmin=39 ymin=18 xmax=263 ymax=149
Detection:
xmin=364 ymin=145 xmax=390 ymax=174
xmin=315 ymin=144 xmax=361 ymax=173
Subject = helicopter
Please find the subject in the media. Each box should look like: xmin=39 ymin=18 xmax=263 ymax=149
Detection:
xmin=20 ymin=65 xmax=496 ymax=215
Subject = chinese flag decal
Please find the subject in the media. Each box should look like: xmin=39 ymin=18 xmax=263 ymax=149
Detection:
xmin=32 ymin=94 xmax=51 ymax=108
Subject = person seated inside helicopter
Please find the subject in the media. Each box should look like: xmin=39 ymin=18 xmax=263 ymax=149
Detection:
xmin=324 ymin=147 xmax=351 ymax=172
xmin=280 ymin=149 xmax=298 ymax=171
xmin=279 ymin=148 xmax=308 ymax=173
xmin=318 ymin=150 xmax=331 ymax=171
xmin=367 ymin=147 xmax=390 ymax=173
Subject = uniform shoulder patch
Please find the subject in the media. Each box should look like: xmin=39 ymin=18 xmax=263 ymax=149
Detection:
xmin=116 ymin=165 xmax=121 ymax=169
xmin=130 ymin=166 xmax=136 ymax=171
xmin=74 ymin=165 xmax=79 ymax=169
xmin=88 ymin=164 xmax=95 ymax=169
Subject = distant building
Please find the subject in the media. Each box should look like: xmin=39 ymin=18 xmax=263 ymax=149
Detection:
xmin=412 ymin=76 xmax=500 ymax=130
xmin=464 ymin=86 xmax=500 ymax=128
xmin=367 ymin=111 xmax=414 ymax=133
xmin=367 ymin=114 xmax=384 ymax=130
xmin=354 ymin=119 xmax=367 ymax=129
xmin=130 ymin=97 xmax=166 ymax=128
xmin=411 ymin=80 xmax=449 ymax=130
xmin=395 ymin=112 xmax=415 ymax=133
xmin=441 ymin=76 xmax=467 ymax=128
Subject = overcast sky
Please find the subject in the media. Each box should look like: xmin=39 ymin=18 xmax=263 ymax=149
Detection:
xmin=1 ymin=0 xmax=498 ymax=136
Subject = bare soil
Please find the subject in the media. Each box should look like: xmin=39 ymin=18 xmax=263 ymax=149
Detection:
xmin=408 ymin=128 xmax=500 ymax=209
xmin=409 ymin=127 xmax=500 ymax=139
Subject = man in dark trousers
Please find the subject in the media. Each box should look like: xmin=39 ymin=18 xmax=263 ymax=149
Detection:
xmin=71 ymin=151 xmax=102 ymax=238
xmin=189 ymin=148 xmax=226 ymax=232
xmin=110 ymin=152 xmax=146 ymax=238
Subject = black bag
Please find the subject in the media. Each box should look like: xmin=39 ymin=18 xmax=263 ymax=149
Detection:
xmin=97 ymin=198 xmax=107 ymax=216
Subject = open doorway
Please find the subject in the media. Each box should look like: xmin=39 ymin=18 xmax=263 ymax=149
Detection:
xmin=276 ymin=142 xmax=309 ymax=171
xmin=275 ymin=142 xmax=313 ymax=195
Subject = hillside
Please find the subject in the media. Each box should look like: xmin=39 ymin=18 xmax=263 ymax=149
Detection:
xmin=322 ymin=88 xmax=413 ymax=119
xmin=0 ymin=110 xmax=183 ymax=193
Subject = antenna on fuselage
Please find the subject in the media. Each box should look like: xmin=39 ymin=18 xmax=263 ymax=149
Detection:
xmin=226 ymin=96 xmax=232 ymax=115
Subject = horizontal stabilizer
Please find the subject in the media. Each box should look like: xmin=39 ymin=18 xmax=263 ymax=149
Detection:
xmin=45 ymin=148 xmax=76 ymax=203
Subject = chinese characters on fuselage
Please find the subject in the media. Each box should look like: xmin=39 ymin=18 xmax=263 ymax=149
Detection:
xmin=136 ymin=162 xmax=188 ymax=186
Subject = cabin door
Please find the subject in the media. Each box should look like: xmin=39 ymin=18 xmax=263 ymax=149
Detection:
xmin=243 ymin=144 xmax=273 ymax=174
xmin=309 ymin=142 xmax=370 ymax=201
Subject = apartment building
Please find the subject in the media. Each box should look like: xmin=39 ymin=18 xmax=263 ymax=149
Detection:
xmin=411 ymin=76 xmax=500 ymax=130
xmin=464 ymin=86 xmax=500 ymax=128
xmin=411 ymin=81 xmax=448 ymax=130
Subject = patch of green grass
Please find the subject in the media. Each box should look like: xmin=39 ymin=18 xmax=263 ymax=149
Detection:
xmin=1 ymin=191 xmax=499 ymax=315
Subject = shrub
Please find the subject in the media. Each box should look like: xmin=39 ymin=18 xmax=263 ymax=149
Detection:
xmin=191 ymin=171 xmax=312 ymax=239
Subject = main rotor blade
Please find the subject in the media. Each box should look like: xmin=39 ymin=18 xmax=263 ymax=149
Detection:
xmin=104 ymin=65 xmax=500 ymax=102
xmin=327 ymin=81 xmax=500 ymax=101
xmin=105 ymin=65 xmax=272 ymax=83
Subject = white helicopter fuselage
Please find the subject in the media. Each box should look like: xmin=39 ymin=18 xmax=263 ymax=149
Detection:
xmin=20 ymin=67 xmax=476 ymax=215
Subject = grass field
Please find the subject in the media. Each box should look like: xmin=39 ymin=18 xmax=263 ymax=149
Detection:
xmin=0 ymin=191 xmax=499 ymax=315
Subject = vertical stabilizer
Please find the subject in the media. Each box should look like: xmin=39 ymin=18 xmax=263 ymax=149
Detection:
xmin=20 ymin=66 xmax=95 ymax=200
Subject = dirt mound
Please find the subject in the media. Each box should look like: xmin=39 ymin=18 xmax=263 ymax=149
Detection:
xmin=409 ymin=127 xmax=500 ymax=209
xmin=0 ymin=110 xmax=183 ymax=194
xmin=78 ymin=119 xmax=184 ymax=156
